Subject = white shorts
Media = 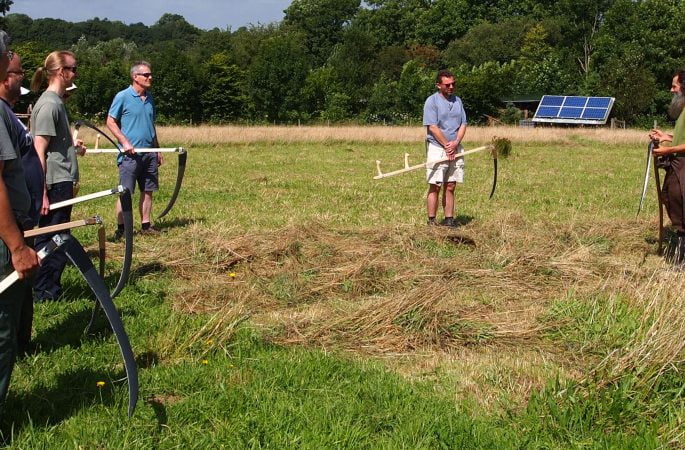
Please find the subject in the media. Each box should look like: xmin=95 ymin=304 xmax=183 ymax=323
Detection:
xmin=426 ymin=142 xmax=464 ymax=184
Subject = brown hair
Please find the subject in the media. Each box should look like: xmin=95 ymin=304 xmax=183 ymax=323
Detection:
xmin=436 ymin=70 xmax=454 ymax=84
xmin=675 ymin=69 xmax=685 ymax=92
xmin=30 ymin=50 xmax=75 ymax=92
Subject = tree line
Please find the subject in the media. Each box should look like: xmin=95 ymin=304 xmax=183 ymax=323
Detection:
xmin=2 ymin=0 xmax=685 ymax=126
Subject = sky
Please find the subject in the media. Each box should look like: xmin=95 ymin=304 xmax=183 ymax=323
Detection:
xmin=10 ymin=0 xmax=294 ymax=30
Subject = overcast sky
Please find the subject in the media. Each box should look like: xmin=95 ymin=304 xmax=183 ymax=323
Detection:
xmin=10 ymin=0 xmax=294 ymax=30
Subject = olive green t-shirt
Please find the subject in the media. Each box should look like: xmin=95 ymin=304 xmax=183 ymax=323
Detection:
xmin=673 ymin=109 xmax=685 ymax=147
xmin=0 ymin=104 xmax=30 ymax=219
xmin=30 ymin=90 xmax=78 ymax=186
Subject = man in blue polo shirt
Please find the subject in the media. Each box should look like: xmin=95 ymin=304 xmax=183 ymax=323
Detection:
xmin=422 ymin=70 xmax=467 ymax=227
xmin=107 ymin=61 xmax=161 ymax=238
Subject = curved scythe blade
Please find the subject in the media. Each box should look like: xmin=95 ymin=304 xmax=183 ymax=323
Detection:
xmin=653 ymin=154 xmax=665 ymax=255
xmin=489 ymin=146 xmax=498 ymax=199
xmin=157 ymin=148 xmax=187 ymax=219
xmin=637 ymin=141 xmax=654 ymax=216
xmin=86 ymin=187 xmax=134 ymax=334
xmin=111 ymin=187 xmax=134 ymax=299
xmin=61 ymin=235 xmax=139 ymax=417
xmin=75 ymin=120 xmax=121 ymax=151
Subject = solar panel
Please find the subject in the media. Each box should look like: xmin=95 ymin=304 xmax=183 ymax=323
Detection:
xmin=536 ymin=106 xmax=560 ymax=117
xmin=539 ymin=96 xmax=564 ymax=107
xmin=587 ymin=97 xmax=611 ymax=108
xmin=564 ymin=96 xmax=587 ymax=107
xmin=581 ymin=108 xmax=608 ymax=120
xmin=533 ymin=95 xmax=614 ymax=124
xmin=559 ymin=107 xmax=583 ymax=119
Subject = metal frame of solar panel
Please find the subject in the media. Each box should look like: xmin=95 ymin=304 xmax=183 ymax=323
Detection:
xmin=532 ymin=96 xmax=615 ymax=125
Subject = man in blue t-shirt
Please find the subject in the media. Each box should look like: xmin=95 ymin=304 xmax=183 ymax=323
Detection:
xmin=107 ymin=61 xmax=161 ymax=238
xmin=422 ymin=70 xmax=468 ymax=227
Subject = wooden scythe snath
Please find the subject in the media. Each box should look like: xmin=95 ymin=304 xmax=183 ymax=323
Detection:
xmin=373 ymin=138 xmax=511 ymax=199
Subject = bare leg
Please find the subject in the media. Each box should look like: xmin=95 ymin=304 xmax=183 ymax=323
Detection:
xmin=115 ymin=198 xmax=123 ymax=225
xmin=427 ymin=184 xmax=441 ymax=218
xmin=140 ymin=191 xmax=153 ymax=224
xmin=442 ymin=182 xmax=456 ymax=217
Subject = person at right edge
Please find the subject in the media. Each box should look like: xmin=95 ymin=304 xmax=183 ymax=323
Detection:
xmin=650 ymin=69 xmax=685 ymax=264
xmin=422 ymin=70 xmax=467 ymax=227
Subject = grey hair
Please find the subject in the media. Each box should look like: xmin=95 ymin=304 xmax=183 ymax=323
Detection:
xmin=0 ymin=30 xmax=9 ymax=54
xmin=130 ymin=60 xmax=151 ymax=77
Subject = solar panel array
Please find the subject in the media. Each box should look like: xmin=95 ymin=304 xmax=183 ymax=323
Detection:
xmin=532 ymin=96 xmax=615 ymax=124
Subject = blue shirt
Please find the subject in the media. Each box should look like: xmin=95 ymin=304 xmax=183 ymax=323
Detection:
xmin=108 ymin=86 xmax=156 ymax=162
xmin=422 ymin=92 xmax=467 ymax=147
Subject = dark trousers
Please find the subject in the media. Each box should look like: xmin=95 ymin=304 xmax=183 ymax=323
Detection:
xmin=0 ymin=239 xmax=25 ymax=410
xmin=33 ymin=181 xmax=73 ymax=301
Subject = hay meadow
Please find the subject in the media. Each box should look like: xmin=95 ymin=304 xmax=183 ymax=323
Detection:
xmin=2 ymin=125 xmax=683 ymax=448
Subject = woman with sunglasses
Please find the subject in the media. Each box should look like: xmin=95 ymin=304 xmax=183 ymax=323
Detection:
xmin=29 ymin=51 xmax=86 ymax=302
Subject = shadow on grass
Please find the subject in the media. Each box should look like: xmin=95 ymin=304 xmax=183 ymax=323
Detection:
xmin=0 ymin=366 xmax=121 ymax=442
xmin=453 ymin=214 xmax=473 ymax=227
xmin=32 ymin=306 xmax=101 ymax=353
xmin=155 ymin=216 xmax=198 ymax=231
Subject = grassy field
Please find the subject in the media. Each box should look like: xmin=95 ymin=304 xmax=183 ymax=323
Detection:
xmin=1 ymin=125 xmax=683 ymax=448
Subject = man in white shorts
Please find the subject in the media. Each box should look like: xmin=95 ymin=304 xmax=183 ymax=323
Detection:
xmin=422 ymin=70 xmax=467 ymax=227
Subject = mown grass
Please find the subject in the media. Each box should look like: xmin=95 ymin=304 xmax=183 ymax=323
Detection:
xmin=1 ymin=125 xmax=683 ymax=447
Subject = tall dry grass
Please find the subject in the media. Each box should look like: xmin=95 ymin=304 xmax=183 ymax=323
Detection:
xmin=74 ymin=124 xmax=652 ymax=146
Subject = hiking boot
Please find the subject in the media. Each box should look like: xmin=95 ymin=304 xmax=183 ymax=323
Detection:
xmin=440 ymin=217 xmax=456 ymax=227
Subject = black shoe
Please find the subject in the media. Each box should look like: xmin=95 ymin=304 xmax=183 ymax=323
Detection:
xmin=139 ymin=225 xmax=161 ymax=235
xmin=440 ymin=217 xmax=456 ymax=227
xmin=427 ymin=218 xmax=437 ymax=226
xmin=111 ymin=228 xmax=124 ymax=242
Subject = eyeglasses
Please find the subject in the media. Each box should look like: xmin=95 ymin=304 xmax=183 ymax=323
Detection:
xmin=7 ymin=70 xmax=25 ymax=78
xmin=441 ymin=83 xmax=455 ymax=87
xmin=62 ymin=66 xmax=77 ymax=73
xmin=136 ymin=72 xmax=152 ymax=78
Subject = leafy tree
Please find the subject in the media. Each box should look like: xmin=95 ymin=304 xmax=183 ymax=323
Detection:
xmin=200 ymin=52 xmax=247 ymax=122
xmin=71 ymin=37 xmax=140 ymax=119
xmin=0 ymin=0 xmax=11 ymax=16
xmin=248 ymin=31 xmax=312 ymax=122
xmin=396 ymin=59 xmax=433 ymax=119
xmin=325 ymin=27 xmax=379 ymax=115
xmin=366 ymin=75 xmax=399 ymax=123
xmin=283 ymin=0 xmax=360 ymax=65
xmin=151 ymin=45 xmax=203 ymax=123
xmin=443 ymin=18 xmax=533 ymax=67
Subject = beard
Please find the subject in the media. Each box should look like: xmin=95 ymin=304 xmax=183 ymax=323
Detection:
xmin=668 ymin=92 xmax=685 ymax=120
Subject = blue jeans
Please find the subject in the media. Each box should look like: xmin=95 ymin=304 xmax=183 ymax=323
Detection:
xmin=33 ymin=181 xmax=73 ymax=302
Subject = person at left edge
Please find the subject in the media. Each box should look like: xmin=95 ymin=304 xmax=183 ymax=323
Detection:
xmin=29 ymin=51 xmax=86 ymax=302
xmin=0 ymin=51 xmax=43 ymax=355
xmin=0 ymin=30 xmax=40 ymax=413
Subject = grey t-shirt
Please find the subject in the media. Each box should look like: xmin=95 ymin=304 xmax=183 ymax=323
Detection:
xmin=422 ymin=92 xmax=467 ymax=147
xmin=31 ymin=90 xmax=78 ymax=186
xmin=0 ymin=105 xmax=30 ymax=220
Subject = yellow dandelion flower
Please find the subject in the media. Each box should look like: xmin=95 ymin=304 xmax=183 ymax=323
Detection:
xmin=207 ymin=339 xmax=214 ymax=345
xmin=201 ymin=359 xmax=209 ymax=365
xmin=228 ymin=272 xmax=236 ymax=278
xmin=96 ymin=381 xmax=106 ymax=388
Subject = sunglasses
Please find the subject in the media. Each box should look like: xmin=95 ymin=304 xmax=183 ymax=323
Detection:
xmin=136 ymin=72 xmax=152 ymax=78
xmin=62 ymin=65 xmax=77 ymax=74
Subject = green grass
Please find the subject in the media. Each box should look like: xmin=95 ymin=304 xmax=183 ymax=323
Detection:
xmin=1 ymin=135 xmax=682 ymax=447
